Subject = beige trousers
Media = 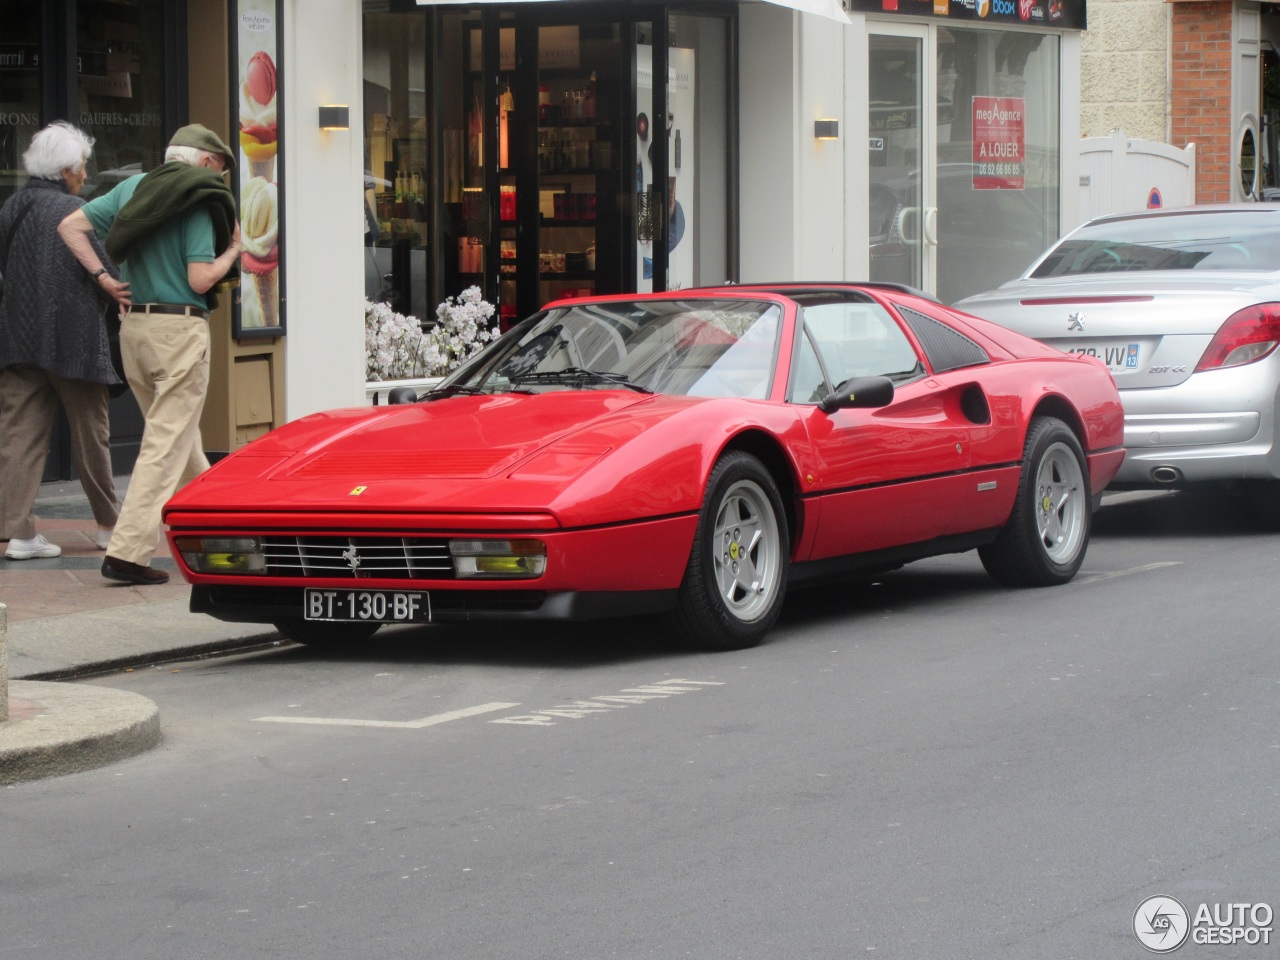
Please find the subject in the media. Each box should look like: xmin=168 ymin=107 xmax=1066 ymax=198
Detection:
xmin=0 ymin=364 xmax=119 ymax=540
xmin=109 ymin=313 xmax=211 ymax=565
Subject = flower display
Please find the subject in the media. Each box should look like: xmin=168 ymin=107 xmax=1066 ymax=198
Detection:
xmin=432 ymin=286 xmax=498 ymax=371
xmin=365 ymin=286 xmax=498 ymax=381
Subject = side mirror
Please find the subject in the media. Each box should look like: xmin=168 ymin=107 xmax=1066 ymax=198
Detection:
xmin=817 ymin=376 xmax=894 ymax=414
xmin=387 ymin=386 xmax=421 ymax=405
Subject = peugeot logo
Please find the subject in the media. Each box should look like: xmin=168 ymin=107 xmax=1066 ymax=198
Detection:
xmin=342 ymin=546 xmax=362 ymax=572
xmin=1067 ymin=312 xmax=1086 ymax=332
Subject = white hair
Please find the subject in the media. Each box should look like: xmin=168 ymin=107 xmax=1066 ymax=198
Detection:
xmin=165 ymin=144 xmax=218 ymax=167
xmin=22 ymin=121 xmax=94 ymax=180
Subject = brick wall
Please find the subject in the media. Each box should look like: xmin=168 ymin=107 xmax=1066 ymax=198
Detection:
xmin=1171 ymin=1 xmax=1234 ymax=202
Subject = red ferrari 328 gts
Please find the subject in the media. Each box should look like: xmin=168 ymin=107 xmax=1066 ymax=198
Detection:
xmin=164 ymin=284 xmax=1124 ymax=650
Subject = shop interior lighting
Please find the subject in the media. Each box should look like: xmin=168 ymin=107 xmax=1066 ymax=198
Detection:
xmin=814 ymin=119 xmax=840 ymax=140
xmin=319 ymin=105 xmax=350 ymax=130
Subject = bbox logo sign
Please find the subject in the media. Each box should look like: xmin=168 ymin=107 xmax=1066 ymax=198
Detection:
xmin=1134 ymin=896 xmax=1274 ymax=952
xmin=1134 ymin=896 xmax=1190 ymax=953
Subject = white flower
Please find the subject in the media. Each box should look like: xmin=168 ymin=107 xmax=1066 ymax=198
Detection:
xmin=365 ymin=290 xmax=499 ymax=380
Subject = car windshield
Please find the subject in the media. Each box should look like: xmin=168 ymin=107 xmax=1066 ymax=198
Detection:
xmin=1030 ymin=210 xmax=1280 ymax=278
xmin=448 ymin=299 xmax=783 ymax=399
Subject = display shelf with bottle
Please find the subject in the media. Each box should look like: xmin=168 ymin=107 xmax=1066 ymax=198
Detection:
xmin=455 ymin=48 xmax=624 ymax=317
xmin=533 ymin=69 xmax=618 ymax=307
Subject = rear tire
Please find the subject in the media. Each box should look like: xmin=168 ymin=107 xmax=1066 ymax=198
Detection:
xmin=980 ymin=417 xmax=1091 ymax=586
xmin=274 ymin=619 xmax=382 ymax=648
xmin=666 ymin=451 xmax=789 ymax=650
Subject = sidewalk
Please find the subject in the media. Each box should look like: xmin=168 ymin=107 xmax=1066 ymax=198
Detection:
xmin=1 ymin=477 xmax=279 ymax=785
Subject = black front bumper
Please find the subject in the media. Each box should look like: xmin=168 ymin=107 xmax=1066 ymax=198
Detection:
xmin=190 ymin=585 xmax=678 ymax=624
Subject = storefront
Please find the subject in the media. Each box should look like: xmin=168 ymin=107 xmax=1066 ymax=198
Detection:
xmin=3 ymin=0 xmax=1086 ymax=483
xmin=860 ymin=15 xmax=1073 ymax=302
xmin=0 ymin=0 xmax=286 ymax=481
xmin=362 ymin=3 xmax=738 ymax=326
xmin=362 ymin=0 xmax=1083 ymax=324
xmin=0 ymin=0 xmax=186 ymax=479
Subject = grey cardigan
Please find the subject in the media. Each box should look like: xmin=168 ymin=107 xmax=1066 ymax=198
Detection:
xmin=0 ymin=178 xmax=120 ymax=385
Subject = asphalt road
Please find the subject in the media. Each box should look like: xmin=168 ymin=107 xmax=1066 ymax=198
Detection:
xmin=4 ymin=490 xmax=1277 ymax=960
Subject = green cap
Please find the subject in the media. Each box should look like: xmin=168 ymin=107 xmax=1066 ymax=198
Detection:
xmin=169 ymin=123 xmax=236 ymax=170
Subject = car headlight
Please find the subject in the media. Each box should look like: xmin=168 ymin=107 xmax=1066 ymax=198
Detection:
xmin=449 ymin=539 xmax=546 ymax=578
xmin=175 ymin=536 xmax=266 ymax=574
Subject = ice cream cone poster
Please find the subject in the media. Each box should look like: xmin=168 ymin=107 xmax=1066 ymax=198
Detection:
xmin=240 ymin=178 xmax=280 ymax=328
xmin=233 ymin=0 xmax=284 ymax=336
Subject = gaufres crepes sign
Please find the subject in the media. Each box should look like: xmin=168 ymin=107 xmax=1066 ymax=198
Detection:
xmin=972 ymin=96 xmax=1025 ymax=190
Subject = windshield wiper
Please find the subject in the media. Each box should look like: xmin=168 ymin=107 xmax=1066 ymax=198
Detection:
xmin=508 ymin=367 xmax=653 ymax=393
xmin=420 ymin=383 xmax=487 ymax=401
xmin=421 ymin=382 xmax=536 ymax=401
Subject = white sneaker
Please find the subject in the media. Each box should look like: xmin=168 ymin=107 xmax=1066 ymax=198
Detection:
xmin=95 ymin=527 xmax=114 ymax=550
xmin=5 ymin=534 xmax=62 ymax=560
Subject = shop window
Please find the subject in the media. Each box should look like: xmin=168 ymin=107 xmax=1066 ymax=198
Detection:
xmin=363 ymin=4 xmax=431 ymax=319
xmin=638 ymin=14 xmax=731 ymax=292
xmin=77 ymin=0 xmax=168 ymax=201
xmin=1261 ymin=48 xmax=1280 ymax=200
xmin=362 ymin=4 xmax=735 ymax=328
xmin=1241 ymin=125 xmax=1259 ymax=200
xmin=0 ymin=2 xmax=42 ymax=207
xmin=936 ymin=27 xmax=1059 ymax=304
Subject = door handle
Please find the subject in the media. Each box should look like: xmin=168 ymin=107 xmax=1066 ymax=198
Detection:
xmin=923 ymin=206 xmax=938 ymax=246
xmin=899 ymin=207 xmax=921 ymax=248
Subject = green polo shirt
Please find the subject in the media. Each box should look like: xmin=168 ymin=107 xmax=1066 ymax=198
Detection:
xmin=82 ymin=173 xmax=215 ymax=309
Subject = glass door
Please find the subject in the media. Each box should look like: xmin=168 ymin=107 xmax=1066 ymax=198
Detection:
xmin=451 ymin=13 xmax=635 ymax=326
xmin=868 ymin=22 xmax=1061 ymax=304
xmin=932 ymin=26 xmax=1059 ymax=303
xmin=868 ymin=26 xmax=935 ymax=294
xmin=366 ymin=6 xmax=733 ymax=327
xmin=524 ymin=17 xmax=631 ymax=318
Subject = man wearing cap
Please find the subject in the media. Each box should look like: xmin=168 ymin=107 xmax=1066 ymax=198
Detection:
xmin=59 ymin=123 xmax=243 ymax=585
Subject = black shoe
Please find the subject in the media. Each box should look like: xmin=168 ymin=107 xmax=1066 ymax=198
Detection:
xmin=102 ymin=555 xmax=169 ymax=585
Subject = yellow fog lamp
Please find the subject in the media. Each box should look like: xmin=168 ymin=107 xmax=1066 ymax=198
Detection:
xmin=449 ymin=539 xmax=547 ymax=578
xmin=175 ymin=536 xmax=266 ymax=574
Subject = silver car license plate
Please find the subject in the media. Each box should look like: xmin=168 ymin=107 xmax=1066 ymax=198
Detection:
xmin=1063 ymin=341 xmax=1141 ymax=374
xmin=304 ymin=588 xmax=431 ymax=623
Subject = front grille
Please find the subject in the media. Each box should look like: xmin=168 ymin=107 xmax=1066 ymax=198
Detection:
xmin=262 ymin=535 xmax=455 ymax=579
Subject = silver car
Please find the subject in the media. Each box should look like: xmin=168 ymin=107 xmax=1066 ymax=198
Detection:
xmin=955 ymin=205 xmax=1280 ymax=519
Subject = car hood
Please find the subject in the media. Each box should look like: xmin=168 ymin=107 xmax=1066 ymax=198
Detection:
xmin=168 ymin=391 xmax=709 ymax=521
xmin=956 ymin=272 xmax=1280 ymax=389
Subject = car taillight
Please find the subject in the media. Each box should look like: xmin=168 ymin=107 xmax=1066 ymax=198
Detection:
xmin=1195 ymin=303 xmax=1280 ymax=372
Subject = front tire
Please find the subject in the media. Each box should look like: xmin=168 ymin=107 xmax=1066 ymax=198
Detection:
xmin=274 ymin=619 xmax=382 ymax=648
xmin=980 ymin=417 xmax=1091 ymax=586
xmin=667 ymin=451 xmax=789 ymax=650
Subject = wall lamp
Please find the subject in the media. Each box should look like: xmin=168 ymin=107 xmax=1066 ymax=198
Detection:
xmin=814 ymin=119 xmax=840 ymax=141
xmin=319 ymin=105 xmax=350 ymax=130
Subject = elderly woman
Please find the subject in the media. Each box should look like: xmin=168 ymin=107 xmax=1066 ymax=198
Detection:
xmin=0 ymin=122 xmax=130 ymax=560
